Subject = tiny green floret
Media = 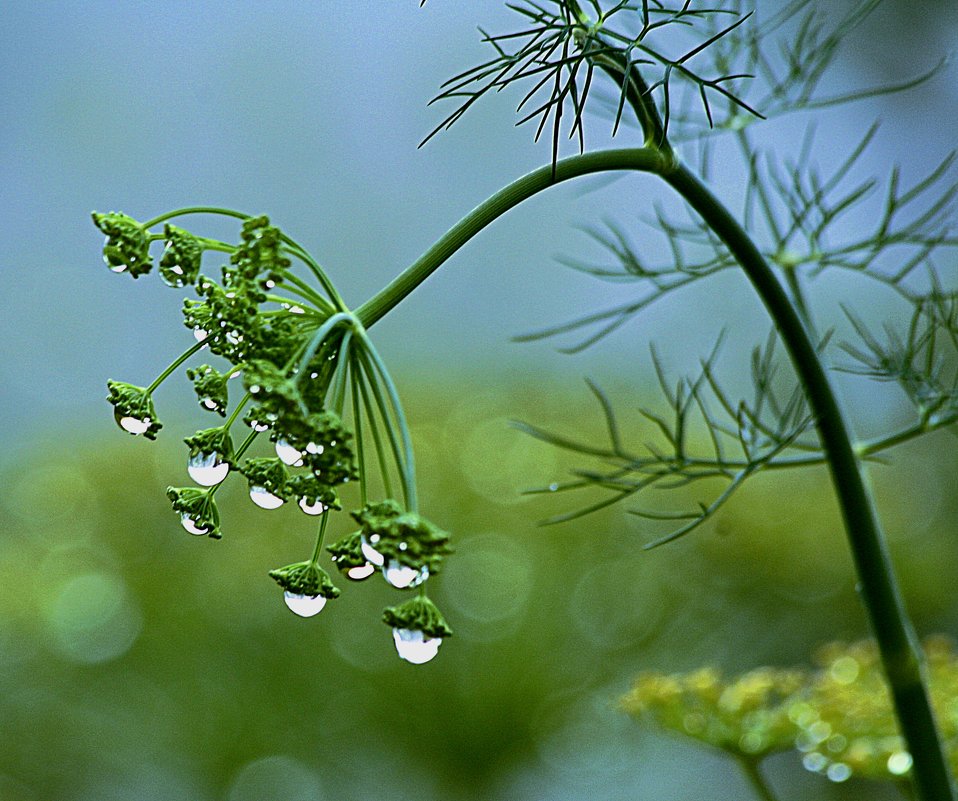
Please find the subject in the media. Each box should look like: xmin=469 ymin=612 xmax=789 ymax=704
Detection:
xmin=383 ymin=595 xmax=453 ymax=640
xmin=268 ymin=560 xmax=340 ymax=599
xmin=159 ymin=224 xmax=203 ymax=287
xmin=184 ymin=426 xmax=235 ymax=463
xmin=92 ymin=211 xmax=152 ymax=277
xmin=106 ymin=380 xmax=162 ymax=439
xmin=167 ymin=486 xmax=222 ymax=539
xmin=186 ymin=364 xmax=232 ymax=416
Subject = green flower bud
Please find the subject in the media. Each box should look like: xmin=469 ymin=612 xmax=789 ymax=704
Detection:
xmin=106 ymin=380 xmax=162 ymax=439
xmin=284 ymin=473 xmax=339 ymax=516
xmin=351 ymin=500 xmax=451 ymax=584
xmin=269 ymin=560 xmax=340 ymax=617
xmin=160 ymin=224 xmax=203 ymax=287
xmin=185 ymin=364 xmax=231 ymax=416
xmin=241 ymin=457 xmax=289 ymax=509
xmin=327 ymin=531 xmax=376 ymax=581
xmin=92 ymin=211 xmax=152 ymax=277
xmin=383 ymin=595 xmax=452 ymax=664
xmin=167 ymin=486 xmax=221 ymax=539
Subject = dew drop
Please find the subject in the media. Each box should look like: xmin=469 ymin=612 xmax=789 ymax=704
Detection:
xmin=251 ymin=421 xmax=269 ymax=433
xmin=298 ymin=497 xmax=327 ymax=516
xmin=180 ymin=514 xmax=209 ymax=536
xmin=392 ymin=628 xmax=441 ymax=664
xmin=265 ymin=279 xmax=275 ymax=289
xmin=826 ymin=763 xmax=851 ymax=783
xmin=275 ymin=439 xmax=304 ymax=467
xmin=346 ymin=563 xmax=375 ymax=581
xmin=283 ymin=592 xmax=327 ymax=617
xmin=549 ymin=482 xmax=559 ymax=492
xmin=289 ymin=305 xmax=305 ymax=315
xmin=193 ymin=327 xmax=209 ymax=342
xmin=383 ymin=561 xmax=428 ymax=589
xmin=887 ymin=752 xmax=912 ymax=776
xmin=360 ymin=535 xmax=385 ymax=567
xmin=201 ymin=397 xmax=219 ymax=411
xmin=304 ymin=442 xmax=324 ymax=455
xmin=250 ymin=486 xmax=284 ymax=509
xmin=119 ymin=415 xmax=151 ymax=435
xmin=188 ymin=452 xmax=229 ymax=486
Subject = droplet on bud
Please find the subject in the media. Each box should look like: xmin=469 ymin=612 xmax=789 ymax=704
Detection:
xmin=180 ymin=514 xmax=209 ymax=536
xmin=193 ymin=327 xmax=209 ymax=342
xmin=283 ymin=592 xmax=327 ymax=617
xmin=275 ymin=439 xmax=304 ymax=467
xmin=346 ymin=563 xmax=375 ymax=581
xmin=188 ymin=452 xmax=229 ymax=486
xmin=383 ymin=560 xmax=428 ymax=589
xmin=119 ymin=415 xmax=151 ymax=435
xmin=304 ymin=442 xmax=324 ymax=455
xmin=360 ymin=535 xmax=385 ymax=567
xmin=392 ymin=628 xmax=441 ymax=664
xmin=298 ymin=497 xmax=327 ymax=516
xmin=250 ymin=485 xmax=284 ymax=509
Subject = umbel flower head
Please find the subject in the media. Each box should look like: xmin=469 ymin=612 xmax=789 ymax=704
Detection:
xmin=184 ymin=426 xmax=234 ymax=487
xmin=240 ymin=457 xmax=290 ymax=509
xmin=351 ymin=499 xmax=452 ymax=588
xmin=106 ymin=380 xmax=162 ymax=439
xmin=186 ymin=364 xmax=232 ymax=416
xmin=383 ymin=595 xmax=453 ymax=664
xmin=159 ymin=224 xmax=202 ymax=287
xmin=269 ymin=560 xmax=341 ymax=617
xmin=326 ymin=530 xmax=376 ymax=581
xmin=167 ymin=486 xmax=221 ymax=539
xmin=92 ymin=211 xmax=152 ymax=277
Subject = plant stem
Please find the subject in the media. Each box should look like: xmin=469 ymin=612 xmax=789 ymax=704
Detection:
xmin=663 ymin=162 xmax=955 ymax=801
xmin=735 ymin=757 xmax=780 ymax=801
xmin=353 ymin=148 xmax=669 ymax=328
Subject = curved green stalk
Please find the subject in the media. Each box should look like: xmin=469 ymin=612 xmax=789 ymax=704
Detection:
xmin=309 ymin=512 xmax=331 ymax=564
xmin=355 ymin=362 xmax=394 ymax=500
xmin=348 ymin=143 xmax=953 ymax=799
xmin=663 ymin=162 xmax=954 ymax=801
xmin=354 ymin=148 xmax=670 ymax=328
xmin=146 ymin=340 xmax=206 ymax=393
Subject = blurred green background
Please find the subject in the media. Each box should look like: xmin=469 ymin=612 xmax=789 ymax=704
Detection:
xmin=1 ymin=3 xmax=957 ymax=800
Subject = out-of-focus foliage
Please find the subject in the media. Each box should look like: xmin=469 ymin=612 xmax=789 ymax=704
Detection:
xmin=621 ymin=636 xmax=958 ymax=788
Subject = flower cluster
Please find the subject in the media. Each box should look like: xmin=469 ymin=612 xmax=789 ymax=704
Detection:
xmin=96 ymin=208 xmax=453 ymax=663
xmin=621 ymin=636 xmax=958 ymax=786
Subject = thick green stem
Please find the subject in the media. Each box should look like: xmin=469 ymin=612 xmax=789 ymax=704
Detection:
xmin=664 ymin=162 xmax=954 ymax=801
xmin=350 ymin=144 xmax=952 ymax=799
xmin=354 ymin=148 xmax=670 ymax=328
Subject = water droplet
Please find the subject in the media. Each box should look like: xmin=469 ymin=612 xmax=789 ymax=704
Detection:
xmin=802 ymin=753 xmax=828 ymax=773
xmin=289 ymin=305 xmax=305 ymax=315
xmin=265 ymin=279 xmax=275 ymax=289
xmin=193 ymin=327 xmax=209 ymax=342
xmin=346 ymin=563 xmax=375 ymax=581
xmin=304 ymin=442 xmax=324 ymax=455
xmin=180 ymin=514 xmax=209 ymax=536
xmin=275 ymin=439 xmax=304 ymax=467
xmin=549 ymin=483 xmax=559 ymax=492
xmin=383 ymin=561 xmax=428 ymax=589
xmin=170 ymin=264 xmax=184 ymax=275
xmin=188 ymin=452 xmax=229 ymax=486
xmin=887 ymin=752 xmax=912 ymax=776
xmin=119 ymin=415 xmax=151 ymax=435
xmin=201 ymin=397 xmax=219 ymax=411
xmin=826 ymin=763 xmax=851 ymax=783
xmin=360 ymin=535 xmax=385 ymax=567
xmin=298 ymin=497 xmax=327 ymax=516
xmin=250 ymin=486 xmax=284 ymax=509
xmin=225 ymin=330 xmax=243 ymax=345
xmin=283 ymin=592 xmax=327 ymax=617
xmin=249 ymin=384 xmax=261 ymax=394
xmin=392 ymin=628 xmax=441 ymax=664
xmin=398 ymin=542 xmax=408 ymax=551
xmin=251 ymin=421 xmax=269 ymax=432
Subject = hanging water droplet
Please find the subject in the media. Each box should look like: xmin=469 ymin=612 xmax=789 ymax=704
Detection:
xmin=251 ymin=421 xmax=269 ymax=432
xmin=275 ymin=439 xmax=305 ymax=467
xmin=289 ymin=305 xmax=305 ymax=315
xmin=383 ymin=560 xmax=428 ymax=589
xmin=225 ymin=330 xmax=243 ymax=345
xmin=392 ymin=628 xmax=441 ymax=664
xmin=180 ymin=514 xmax=209 ymax=536
xmin=188 ymin=452 xmax=229 ymax=486
xmin=548 ymin=482 xmax=559 ymax=492
xmin=119 ymin=415 xmax=151 ymax=435
xmin=193 ymin=327 xmax=209 ymax=342
xmin=201 ymin=397 xmax=219 ymax=411
xmin=346 ymin=563 xmax=375 ymax=581
xmin=360 ymin=535 xmax=385 ymax=567
xmin=283 ymin=592 xmax=327 ymax=617
xmin=298 ymin=497 xmax=327 ymax=516
xmin=249 ymin=384 xmax=261 ymax=394
xmin=265 ymin=279 xmax=275 ymax=289
xmin=250 ymin=486 xmax=284 ymax=509
xmin=887 ymin=752 xmax=912 ymax=776
xmin=304 ymin=442 xmax=324 ymax=455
